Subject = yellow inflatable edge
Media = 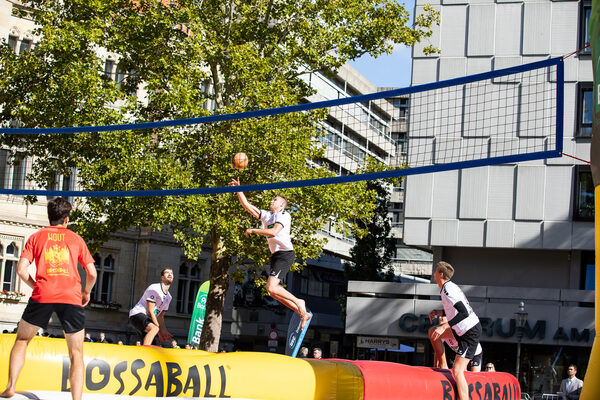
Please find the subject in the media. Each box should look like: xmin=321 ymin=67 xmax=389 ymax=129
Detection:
xmin=0 ymin=335 xmax=364 ymax=400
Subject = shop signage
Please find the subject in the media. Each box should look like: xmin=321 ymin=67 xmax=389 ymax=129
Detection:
xmin=356 ymin=336 xmax=399 ymax=349
xmin=398 ymin=313 xmax=591 ymax=343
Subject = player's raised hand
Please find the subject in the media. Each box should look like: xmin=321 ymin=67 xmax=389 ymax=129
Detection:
xmin=230 ymin=177 xmax=240 ymax=186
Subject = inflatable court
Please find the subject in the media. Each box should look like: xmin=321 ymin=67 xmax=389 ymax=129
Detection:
xmin=0 ymin=335 xmax=520 ymax=400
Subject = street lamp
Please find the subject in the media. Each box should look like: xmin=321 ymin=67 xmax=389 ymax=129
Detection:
xmin=514 ymin=301 xmax=528 ymax=381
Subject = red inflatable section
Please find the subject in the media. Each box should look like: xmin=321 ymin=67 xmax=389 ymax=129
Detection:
xmin=342 ymin=360 xmax=520 ymax=400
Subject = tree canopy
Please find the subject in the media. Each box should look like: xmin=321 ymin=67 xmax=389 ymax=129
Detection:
xmin=0 ymin=0 xmax=438 ymax=350
xmin=344 ymin=179 xmax=397 ymax=282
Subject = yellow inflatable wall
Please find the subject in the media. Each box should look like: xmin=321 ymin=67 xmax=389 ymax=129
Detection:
xmin=0 ymin=335 xmax=363 ymax=400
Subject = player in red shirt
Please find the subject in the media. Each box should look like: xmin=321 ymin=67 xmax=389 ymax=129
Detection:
xmin=1 ymin=197 xmax=97 ymax=400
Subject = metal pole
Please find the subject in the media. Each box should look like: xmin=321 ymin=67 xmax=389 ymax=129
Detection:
xmin=516 ymin=338 xmax=521 ymax=381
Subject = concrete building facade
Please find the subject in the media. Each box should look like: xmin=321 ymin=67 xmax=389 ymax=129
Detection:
xmin=344 ymin=0 xmax=594 ymax=396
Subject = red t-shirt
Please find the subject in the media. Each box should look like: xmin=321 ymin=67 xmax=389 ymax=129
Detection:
xmin=21 ymin=226 xmax=95 ymax=306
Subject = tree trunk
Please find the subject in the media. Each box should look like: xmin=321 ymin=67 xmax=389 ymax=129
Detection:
xmin=199 ymin=228 xmax=230 ymax=352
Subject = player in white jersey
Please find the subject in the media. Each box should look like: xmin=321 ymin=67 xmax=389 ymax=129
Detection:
xmin=230 ymin=178 xmax=311 ymax=330
xmin=128 ymin=268 xmax=174 ymax=346
xmin=429 ymin=261 xmax=482 ymax=400
xmin=429 ymin=315 xmax=483 ymax=372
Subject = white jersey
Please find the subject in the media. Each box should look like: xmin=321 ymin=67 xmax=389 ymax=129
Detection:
xmin=129 ymin=283 xmax=172 ymax=317
xmin=441 ymin=281 xmax=479 ymax=336
xmin=259 ymin=209 xmax=293 ymax=253
xmin=442 ymin=337 xmax=482 ymax=356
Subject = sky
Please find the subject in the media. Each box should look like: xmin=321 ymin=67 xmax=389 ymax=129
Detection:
xmin=348 ymin=0 xmax=416 ymax=89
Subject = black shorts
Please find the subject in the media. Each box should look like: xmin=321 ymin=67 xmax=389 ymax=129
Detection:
xmin=269 ymin=250 xmax=295 ymax=281
xmin=22 ymin=298 xmax=85 ymax=334
xmin=129 ymin=313 xmax=153 ymax=334
xmin=468 ymin=352 xmax=482 ymax=369
xmin=454 ymin=322 xmax=482 ymax=360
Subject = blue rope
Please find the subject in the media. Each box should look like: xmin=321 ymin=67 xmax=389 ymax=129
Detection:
xmin=0 ymin=151 xmax=560 ymax=197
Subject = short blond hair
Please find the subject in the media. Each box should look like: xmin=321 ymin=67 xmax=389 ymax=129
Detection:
xmin=436 ymin=261 xmax=454 ymax=280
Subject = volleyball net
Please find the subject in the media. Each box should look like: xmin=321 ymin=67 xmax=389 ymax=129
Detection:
xmin=0 ymin=57 xmax=563 ymax=197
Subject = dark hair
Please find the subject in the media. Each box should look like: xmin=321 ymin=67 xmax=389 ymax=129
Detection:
xmin=48 ymin=197 xmax=72 ymax=226
xmin=436 ymin=261 xmax=455 ymax=280
xmin=161 ymin=268 xmax=173 ymax=277
xmin=569 ymin=364 xmax=577 ymax=371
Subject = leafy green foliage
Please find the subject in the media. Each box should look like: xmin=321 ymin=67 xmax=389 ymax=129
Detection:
xmin=344 ymin=179 xmax=397 ymax=282
xmin=0 ymin=0 xmax=438 ymax=350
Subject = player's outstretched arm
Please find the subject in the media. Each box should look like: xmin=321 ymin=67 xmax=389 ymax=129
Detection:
xmin=230 ymin=178 xmax=260 ymax=218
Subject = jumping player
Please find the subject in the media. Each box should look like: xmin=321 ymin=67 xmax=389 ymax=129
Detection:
xmin=230 ymin=178 xmax=311 ymax=329
xmin=429 ymin=261 xmax=482 ymax=400
xmin=128 ymin=268 xmax=174 ymax=346
xmin=429 ymin=314 xmax=483 ymax=372
xmin=1 ymin=197 xmax=97 ymax=400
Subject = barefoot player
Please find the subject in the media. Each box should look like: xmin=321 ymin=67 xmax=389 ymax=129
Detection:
xmin=429 ymin=261 xmax=482 ymax=400
xmin=230 ymin=178 xmax=311 ymax=329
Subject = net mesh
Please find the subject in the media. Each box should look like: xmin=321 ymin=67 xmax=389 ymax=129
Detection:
xmin=0 ymin=58 xmax=562 ymax=197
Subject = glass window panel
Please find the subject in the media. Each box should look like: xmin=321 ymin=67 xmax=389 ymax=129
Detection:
xmin=322 ymin=282 xmax=330 ymax=298
xmin=11 ymin=153 xmax=26 ymax=190
xmin=176 ymin=280 xmax=186 ymax=313
xmin=115 ymin=66 xmax=125 ymax=88
xmin=3 ymin=260 xmax=16 ymax=291
xmin=18 ymin=39 xmax=32 ymax=54
xmin=62 ymin=173 xmax=72 ymax=190
xmin=0 ymin=149 xmax=9 ymax=189
xmin=300 ymin=278 xmax=308 ymax=294
xmin=104 ymin=255 xmax=114 ymax=270
xmin=187 ymin=280 xmax=200 ymax=314
xmin=179 ymin=263 xmax=187 ymax=277
xmin=584 ymin=264 xmax=595 ymax=290
xmin=101 ymin=272 xmax=112 ymax=302
xmin=8 ymin=35 xmax=18 ymax=52
xmin=575 ymin=169 xmax=594 ymax=220
xmin=104 ymin=60 xmax=114 ymax=79
xmin=190 ymin=265 xmax=200 ymax=278
xmin=581 ymin=6 xmax=591 ymax=54
xmin=308 ymin=280 xmax=322 ymax=297
xmin=582 ymin=89 xmax=593 ymax=125
xmin=6 ymin=243 xmax=18 ymax=257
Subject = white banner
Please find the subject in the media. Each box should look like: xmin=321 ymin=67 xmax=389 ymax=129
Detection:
xmin=356 ymin=336 xmax=399 ymax=350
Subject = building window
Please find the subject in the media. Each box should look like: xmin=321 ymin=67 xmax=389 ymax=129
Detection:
xmin=46 ymin=168 xmax=76 ymax=202
xmin=297 ymin=267 xmax=344 ymax=299
xmin=104 ymin=59 xmax=115 ymax=80
xmin=19 ymin=39 xmax=32 ymax=54
xmin=580 ymin=2 xmax=591 ymax=55
xmin=581 ymin=251 xmax=594 ymax=291
xmin=574 ymin=166 xmax=594 ymax=221
xmin=1 ymin=242 xmax=19 ymax=291
xmin=7 ymin=35 xmax=18 ymax=52
xmin=176 ymin=261 xmax=203 ymax=314
xmin=392 ymin=98 xmax=410 ymax=120
xmin=577 ymin=83 xmax=593 ymax=138
xmin=0 ymin=150 xmax=28 ymax=191
xmin=91 ymin=253 xmax=115 ymax=302
xmin=6 ymin=33 xmax=33 ymax=55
